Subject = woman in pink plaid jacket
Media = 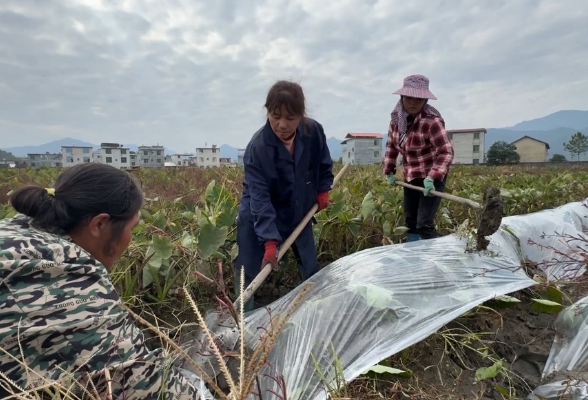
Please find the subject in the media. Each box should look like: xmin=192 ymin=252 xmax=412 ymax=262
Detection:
xmin=383 ymin=74 xmax=454 ymax=242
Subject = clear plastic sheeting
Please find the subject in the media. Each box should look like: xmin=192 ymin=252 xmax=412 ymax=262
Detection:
xmin=544 ymin=296 xmax=588 ymax=377
xmin=528 ymin=295 xmax=588 ymax=400
xmin=529 ymin=380 xmax=588 ymax=400
xmin=498 ymin=201 xmax=588 ymax=281
xmin=238 ymin=199 xmax=588 ymax=400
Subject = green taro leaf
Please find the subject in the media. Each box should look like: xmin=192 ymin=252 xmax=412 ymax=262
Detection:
xmin=475 ymin=360 xmax=503 ymax=381
xmin=350 ymin=283 xmax=404 ymax=310
xmin=181 ymin=231 xmax=196 ymax=249
xmin=153 ymin=234 xmax=173 ymax=260
xmin=217 ymin=207 xmax=238 ymax=228
xmin=362 ymin=364 xmax=412 ymax=378
xmin=494 ymin=295 xmax=521 ymax=303
xmin=538 ymin=286 xmax=564 ymax=304
xmin=531 ymin=298 xmax=564 ymax=313
xmin=348 ymin=222 xmax=359 ymax=239
xmin=204 ymin=180 xmax=217 ymax=205
xmin=199 ymin=222 xmax=228 ymax=260
xmin=151 ymin=211 xmax=167 ymax=229
xmin=383 ymin=221 xmax=392 ymax=236
xmin=330 ymin=189 xmax=345 ymax=203
xmin=351 ymin=181 xmax=362 ymax=194
xmin=393 ymin=226 xmax=409 ymax=235
xmin=140 ymin=209 xmax=153 ymax=221
xmin=230 ymin=243 xmax=239 ymax=261
xmin=361 ymin=191 xmax=375 ymax=220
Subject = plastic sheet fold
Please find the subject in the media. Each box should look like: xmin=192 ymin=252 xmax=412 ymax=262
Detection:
xmin=240 ymin=199 xmax=588 ymax=400
xmin=529 ymin=295 xmax=588 ymax=399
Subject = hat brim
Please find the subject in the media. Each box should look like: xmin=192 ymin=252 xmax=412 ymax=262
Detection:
xmin=393 ymin=87 xmax=437 ymax=100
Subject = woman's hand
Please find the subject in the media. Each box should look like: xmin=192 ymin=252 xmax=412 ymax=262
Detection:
xmin=317 ymin=191 xmax=329 ymax=211
xmin=262 ymin=240 xmax=279 ymax=271
xmin=424 ymin=178 xmax=435 ymax=196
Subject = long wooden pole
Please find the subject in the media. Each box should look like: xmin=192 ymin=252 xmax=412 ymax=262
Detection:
xmin=234 ymin=163 xmax=350 ymax=308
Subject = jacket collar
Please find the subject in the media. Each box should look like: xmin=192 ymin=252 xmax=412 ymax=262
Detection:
xmin=262 ymin=119 xmax=305 ymax=164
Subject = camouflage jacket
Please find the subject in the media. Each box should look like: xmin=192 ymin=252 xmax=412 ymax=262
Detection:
xmin=0 ymin=215 xmax=204 ymax=399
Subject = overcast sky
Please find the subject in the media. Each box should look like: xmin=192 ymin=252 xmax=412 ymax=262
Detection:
xmin=1 ymin=0 xmax=587 ymax=151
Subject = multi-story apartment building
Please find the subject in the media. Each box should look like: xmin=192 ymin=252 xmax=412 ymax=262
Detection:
xmin=341 ymin=133 xmax=384 ymax=165
xmin=138 ymin=145 xmax=165 ymax=168
xmin=195 ymin=145 xmax=221 ymax=168
xmin=129 ymin=151 xmax=138 ymax=167
xmin=61 ymin=145 xmax=94 ymax=167
xmin=94 ymin=143 xmax=131 ymax=169
xmin=26 ymin=152 xmax=62 ymax=169
xmin=447 ymin=128 xmax=486 ymax=165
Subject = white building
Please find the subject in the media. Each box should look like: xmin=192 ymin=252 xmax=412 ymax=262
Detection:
xmin=138 ymin=145 xmax=165 ymax=168
xmin=195 ymin=145 xmax=221 ymax=168
xmin=130 ymin=151 xmax=137 ymax=167
xmin=170 ymin=154 xmax=197 ymax=167
xmin=447 ymin=128 xmax=486 ymax=165
xmin=237 ymin=149 xmax=246 ymax=167
xmin=341 ymin=133 xmax=383 ymax=165
xmin=94 ymin=143 xmax=131 ymax=169
xmin=61 ymin=145 xmax=94 ymax=167
xmin=27 ymin=153 xmax=62 ymax=169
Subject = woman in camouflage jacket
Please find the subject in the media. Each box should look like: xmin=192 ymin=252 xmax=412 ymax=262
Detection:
xmin=0 ymin=163 xmax=205 ymax=399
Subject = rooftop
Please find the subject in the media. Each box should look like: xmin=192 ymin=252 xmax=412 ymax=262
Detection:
xmin=447 ymin=128 xmax=487 ymax=134
xmin=61 ymin=145 xmax=93 ymax=149
xmin=511 ymin=135 xmax=551 ymax=149
xmin=345 ymin=133 xmax=384 ymax=139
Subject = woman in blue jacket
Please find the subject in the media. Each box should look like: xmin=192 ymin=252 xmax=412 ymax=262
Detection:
xmin=235 ymin=80 xmax=334 ymax=310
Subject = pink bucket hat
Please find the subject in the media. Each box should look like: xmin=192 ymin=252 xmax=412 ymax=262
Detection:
xmin=393 ymin=74 xmax=437 ymax=100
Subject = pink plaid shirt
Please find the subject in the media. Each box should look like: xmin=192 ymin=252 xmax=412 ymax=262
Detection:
xmin=383 ymin=111 xmax=454 ymax=182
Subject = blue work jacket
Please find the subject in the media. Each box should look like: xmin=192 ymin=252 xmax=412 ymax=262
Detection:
xmin=238 ymin=118 xmax=334 ymax=244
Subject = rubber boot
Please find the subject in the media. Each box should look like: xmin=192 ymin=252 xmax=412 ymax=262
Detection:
xmin=406 ymin=233 xmax=420 ymax=242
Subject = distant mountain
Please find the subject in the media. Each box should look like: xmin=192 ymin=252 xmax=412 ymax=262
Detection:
xmin=5 ymin=138 xmax=97 ymax=157
xmin=5 ymin=137 xmax=176 ymax=157
xmin=327 ymin=137 xmax=344 ymax=160
xmin=505 ymin=110 xmax=588 ymax=131
xmin=220 ymin=144 xmax=239 ymax=161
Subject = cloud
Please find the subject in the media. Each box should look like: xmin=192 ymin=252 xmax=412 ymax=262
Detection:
xmin=0 ymin=0 xmax=587 ymax=150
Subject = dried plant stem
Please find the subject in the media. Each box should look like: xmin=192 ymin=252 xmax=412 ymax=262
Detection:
xmin=17 ymin=321 xmax=39 ymax=400
xmin=104 ymin=368 xmax=113 ymax=400
xmin=243 ymin=283 xmax=311 ymax=395
xmin=0 ymin=347 xmax=98 ymax=400
xmin=182 ymin=284 xmax=238 ymax=396
xmin=0 ymin=370 xmax=32 ymax=400
xmin=123 ymin=306 xmax=228 ymax=400
xmin=239 ymin=267 xmax=245 ymax=398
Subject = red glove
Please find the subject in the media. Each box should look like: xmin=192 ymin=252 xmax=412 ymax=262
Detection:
xmin=262 ymin=240 xmax=279 ymax=270
xmin=317 ymin=191 xmax=329 ymax=211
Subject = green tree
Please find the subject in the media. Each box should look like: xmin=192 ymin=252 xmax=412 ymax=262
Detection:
xmin=0 ymin=149 xmax=17 ymax=161
xmin=549 ymin=154 xmax=567 ymax=162
xmin=564 ymin=132 xmax=588 ymax=161
xmin=486 ymin=141 xmax=520 ymax=165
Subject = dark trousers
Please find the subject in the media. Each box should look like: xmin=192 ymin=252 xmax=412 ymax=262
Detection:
xmin=234 ymin=216 xmax=320 ymax=311
xmin=403 ymin=175 xmax=447 ymax=239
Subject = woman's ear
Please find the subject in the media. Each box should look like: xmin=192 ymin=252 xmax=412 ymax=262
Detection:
xmin=87 ymin=213 xmax=111 ymax=238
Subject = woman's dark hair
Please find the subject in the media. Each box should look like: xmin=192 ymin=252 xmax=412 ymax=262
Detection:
xmin=265 ymin=80 xmax=306 ymax=118
xmin=11 ymin=163 xmax=143 ymax=255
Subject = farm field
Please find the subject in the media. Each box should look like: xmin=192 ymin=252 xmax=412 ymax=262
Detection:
xmin=1 ymin=163 xmax=588 ymax=400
